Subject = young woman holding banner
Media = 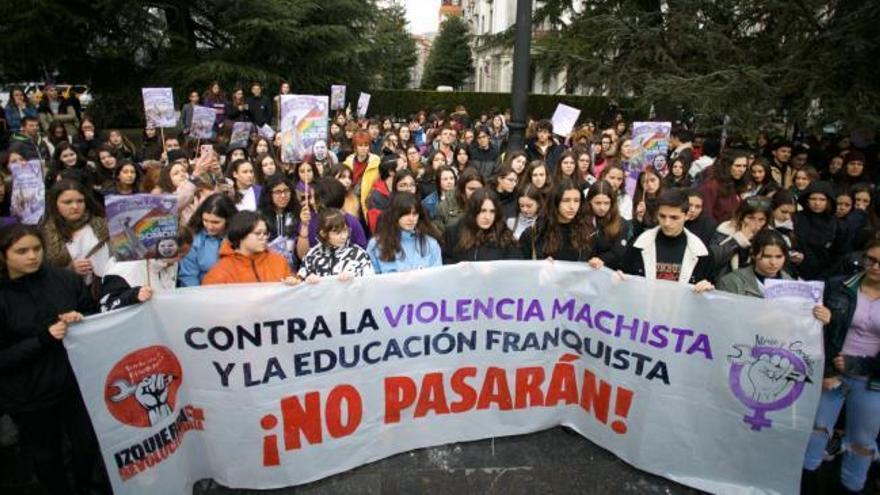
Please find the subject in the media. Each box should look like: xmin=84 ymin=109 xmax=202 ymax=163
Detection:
xmin=442 ymin=189 xmax=522 ymax=264
xmin=41 ymin=179 xmax=111 ymax=292
xmin=179 ymin=193 xmax=237 ymax=286
xmin=0 ymin=224 xmax=111 ymax=495
xmin=585 ymin=180 xmax=630 ymax=270
xmin=802 ymin=238 xmax=880 ymax=493
xmin=519 ymin=179 xmax=596 ymax=263
xmin=202 ymin=211 xmax=292 ymax=285
xmin=367 ymin=192 xmax=442 ymax=273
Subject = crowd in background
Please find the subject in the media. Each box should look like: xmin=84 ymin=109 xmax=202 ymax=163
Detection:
xmin=2 ymin=79 xmax=880 ymax=494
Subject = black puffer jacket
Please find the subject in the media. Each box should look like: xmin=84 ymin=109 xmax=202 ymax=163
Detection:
xmin=443 ymin=222 xmax=523 ymax=264
xmin=0 ymin=266 xmax=95 ymax=413
xmin=793 ymin=181 xmax=849 ymax=280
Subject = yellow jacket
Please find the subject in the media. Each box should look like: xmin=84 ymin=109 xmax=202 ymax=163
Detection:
xmin=343 ymin=153 xmax=381 ymax=218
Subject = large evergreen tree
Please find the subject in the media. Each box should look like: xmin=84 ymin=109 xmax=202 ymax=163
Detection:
xmin=0 ymin=0 xmax=381 ymax=94
xmin=420 ymin=16 xmax=474 ymax=90
xmin=371 ymin=1 xmax=418 ymax=89
xmin=523 ymin=0 xmax=880 ymax=131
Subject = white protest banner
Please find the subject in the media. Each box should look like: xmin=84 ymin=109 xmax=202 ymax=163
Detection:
xmin=190 ymin=106 xmax=216 ymax=139
xmin=279 ymin=95 xmax=329 ymax=163
xmin=330 ymin=85 xmax=346 ymax=111
xmin=64 ymin=262 xmax=821 ymax=495
xmin=141 ymin=88 xmax=176 ymax=128
xmin=627 ymin=122 xmax=672 ymax=196
xmin=551 ymin=103 xmax=581 ymax=137
xmin=357 ymin=92 xmax=370 ymax=118
xmin=764 ymin=279 xmax=825 ymax=305
xmin=9 ymin=159 xmax=45 ymax=224
xmin=106 ymin=194 xmax=179 ymax=261
xmin=258 ymin=124 xmax=276 ymax=140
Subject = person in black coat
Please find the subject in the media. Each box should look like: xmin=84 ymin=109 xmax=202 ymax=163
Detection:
xmin=793 ymin=180 xmax=849 ymax=280
xmin=0 ymin=224 xmax=110 ymax=494
xmin=469 ymin=128 xmax=500 ymax=179
xmin=520 ymin=179 xmax=596 ymax=262
xmin=246 ymin=82 xmax=273 ymax=128
xmin=585 ymin=180 xmax=631 ymax=270
xmin=684 ymin=189 xmax=717 ymax=248
xmin=443 ymin=189 xmax=522 ymax=264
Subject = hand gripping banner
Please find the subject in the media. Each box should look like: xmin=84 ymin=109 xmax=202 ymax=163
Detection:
xmin=64 ymin=261 xmax=822 ymax=494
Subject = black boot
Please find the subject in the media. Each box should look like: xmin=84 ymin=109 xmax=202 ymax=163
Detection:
xmin=801 ymin=468 xmax=819 ymax=495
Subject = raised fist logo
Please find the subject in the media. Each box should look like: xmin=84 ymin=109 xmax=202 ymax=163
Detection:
xmin=727 ymin=343 xmax=812 ymax=431
xmin=746 ymin=354 xmax=794 ymax=402
xmin=110 ymin=374 xmax=175 ymax=426
xmin=104 ymin=346 xmax=182 ymax=428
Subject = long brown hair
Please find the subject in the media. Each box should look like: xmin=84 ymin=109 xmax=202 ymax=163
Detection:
xmin=536 ymin=179 xmax=594 ymax=257
xmin=586 ymin=180 xmax=623 ymax=240
xmin=454 ymin=168 xmax=485 ymax=207
xmin=43 ymin=179 xmax=105 ymax=241
xmin=374 ymin=192 xmax=442 ymax=262
xmin=455 ymin=189 xmax=516 ymax=252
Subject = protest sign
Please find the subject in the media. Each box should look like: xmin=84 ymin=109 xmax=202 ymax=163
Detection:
xmin=141 ymin=88 xmax=176 ymax=128
xmin=764 ymin=279 xmax=825 ymax=305
xmin=357 ymin=92 xmax=371 ymax=118
xmin=279 ymin=95 xmax=329 ymax=163
xmin=190 ymin=106 xmax=216 ymax=139
xmin=105 ymin=194 xmax=179 ymax=262
xmin=259 ymin=124 xmax=276 ymax=140
xmin=65 ymin=262 xmax=821 ymax=495
xmin=9 ymin=159 xmax=45 ymax=224
xmin=230 ymin=122 xmax=253 ymax=149
xmin=551 ymin=103 xmax=581 ymax=137
xmin=330 ymin=85 xmax=346 ymax=111
xmin=626 ymin=122 xmax=671 ymax=196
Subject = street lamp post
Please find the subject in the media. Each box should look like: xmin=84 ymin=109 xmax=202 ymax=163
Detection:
xmin=507 ymin=0 xmax=532 ymax=152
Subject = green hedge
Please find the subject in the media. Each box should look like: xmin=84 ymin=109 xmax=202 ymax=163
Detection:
xmin=87 ymin=88 xmax=657 ymax=129
xmin=367 ymin=90 xmax=646 ymax=123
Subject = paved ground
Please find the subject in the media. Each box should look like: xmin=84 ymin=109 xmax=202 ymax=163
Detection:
xmin=2 ymin=426 xmax=879 ymax=494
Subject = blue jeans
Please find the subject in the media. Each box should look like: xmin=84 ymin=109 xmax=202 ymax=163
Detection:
xmin=803 ymin=375 xmax=880 ymax=491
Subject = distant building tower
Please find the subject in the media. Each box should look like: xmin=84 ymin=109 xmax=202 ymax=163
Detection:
xmin=439 ymin=0 xmax=463 ymax=23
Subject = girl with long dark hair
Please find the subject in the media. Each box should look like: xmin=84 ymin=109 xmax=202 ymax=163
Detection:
xmin=0 ymin=224 xmax=111 ymax=494
xmin=520 ymin=179 xmax=595 ymax=262
xmin=585 ymin=180 xmax=630 ymax=270
xmin=367 ymin=192 xmax=443 ymax=273
xmin=179 ymin=193 xmax=237 ymax=286
xmin=443 ymin=189 xmax=521 ymax=264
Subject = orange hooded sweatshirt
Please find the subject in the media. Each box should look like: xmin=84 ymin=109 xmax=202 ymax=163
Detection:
xmin=202 ymin=241 xmax=291 ymax=285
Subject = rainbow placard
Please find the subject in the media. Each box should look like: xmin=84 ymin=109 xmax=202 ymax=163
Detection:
xmin=279 ymin=95 xmax=329 ymax=163
xmin=625 ymin=122 xmax=671 ymax=196
xmin=106 ymin=194 xmax=179 ymax=262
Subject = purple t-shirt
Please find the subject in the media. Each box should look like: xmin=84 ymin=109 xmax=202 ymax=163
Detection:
xmin=842 ymin=289 xmax=880 ymax=358
xmin=307 ymin=212 xmax=367 ymax=249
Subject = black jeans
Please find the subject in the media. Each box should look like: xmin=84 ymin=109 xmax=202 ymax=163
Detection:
xmin=10 ymin=390 xmax=110 ymax=495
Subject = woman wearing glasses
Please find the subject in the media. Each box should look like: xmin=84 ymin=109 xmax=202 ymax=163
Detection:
xmin=802 ymin=239 xmax=880 ymax=493
xmin=489 ymin=164 xmax=520 ymax=224
xmin=202 ymin=211 xmax=292 ymax=285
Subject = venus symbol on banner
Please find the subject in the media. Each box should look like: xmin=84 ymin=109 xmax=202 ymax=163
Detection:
xmin=727 ymin=344 xmax=812 ymax=431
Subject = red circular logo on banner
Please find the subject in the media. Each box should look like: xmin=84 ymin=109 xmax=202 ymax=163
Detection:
xmin=104 ymin=345 xmax=183 ymax=428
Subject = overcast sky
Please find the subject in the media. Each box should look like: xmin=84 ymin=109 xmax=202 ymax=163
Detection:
xmin=404 ymin=0 xmax=441 ymax=34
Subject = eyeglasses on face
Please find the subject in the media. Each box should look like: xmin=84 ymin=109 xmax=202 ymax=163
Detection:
xmin=863 ymin=255 xmax=880 ymax=268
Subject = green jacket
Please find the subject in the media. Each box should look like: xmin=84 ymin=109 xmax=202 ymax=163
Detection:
xmin=716 ymin=266 xmax=792 ymax=298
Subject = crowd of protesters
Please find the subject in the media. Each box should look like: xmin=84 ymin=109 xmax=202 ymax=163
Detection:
xmin=1 ymin=80 xmax=880 ymax=494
